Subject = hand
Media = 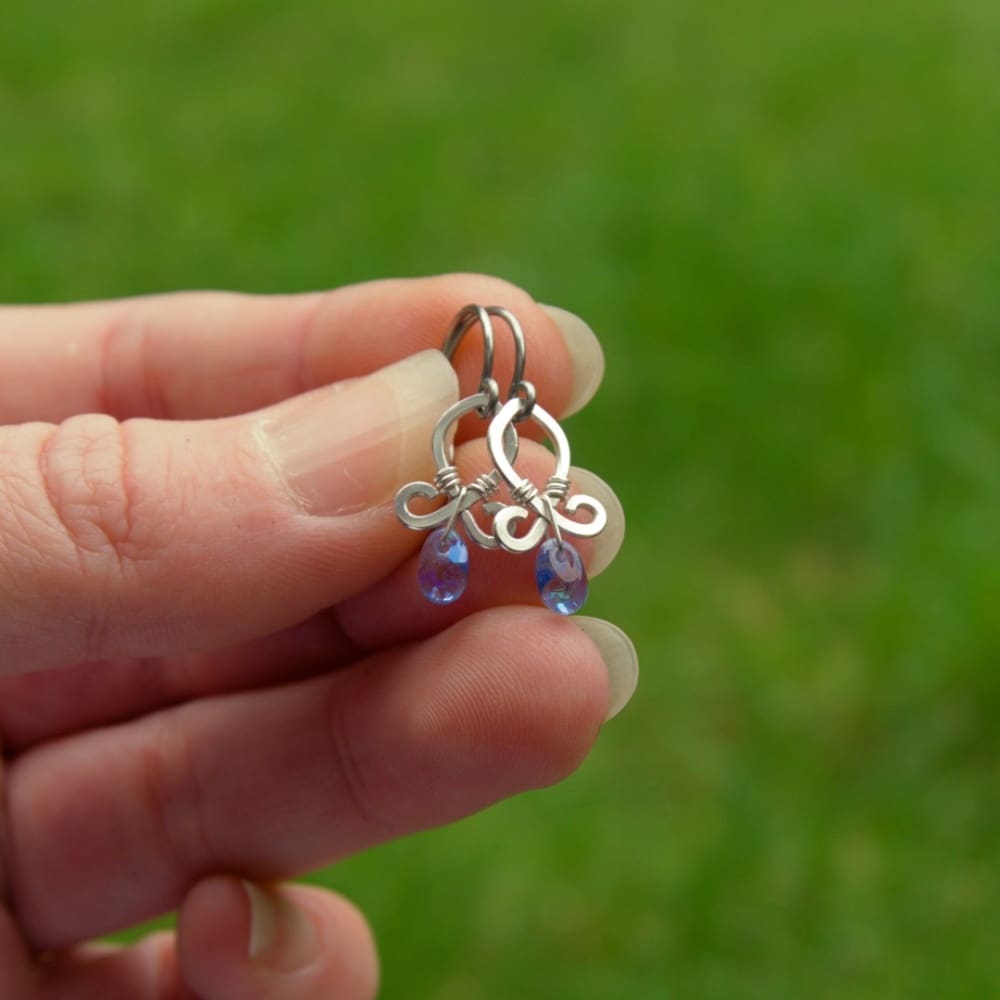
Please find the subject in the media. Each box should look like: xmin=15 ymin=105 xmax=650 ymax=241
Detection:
xmin=0 ymin=274 xmax=635 ymax=998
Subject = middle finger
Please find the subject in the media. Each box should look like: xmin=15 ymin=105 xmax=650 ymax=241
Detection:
xmin=6 ymin=605 xmax=611 ymax=950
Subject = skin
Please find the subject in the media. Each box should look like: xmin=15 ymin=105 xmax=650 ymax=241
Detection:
xmin=0 ymin=274 xmax=627 ymax=999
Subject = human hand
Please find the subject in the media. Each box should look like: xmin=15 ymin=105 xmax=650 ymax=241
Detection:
xmin=0 ymin=274 xmax=635 ymax=998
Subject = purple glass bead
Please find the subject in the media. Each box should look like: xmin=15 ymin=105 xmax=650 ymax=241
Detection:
xmin=535 ymin=538 xmax=588 ymax=615
xmin=418 ymin=528 xmax=469 ymax=604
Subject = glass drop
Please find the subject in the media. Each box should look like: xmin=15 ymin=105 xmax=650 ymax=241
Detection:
xmin=535 ymin=538 xmax=588 ymax=615
xmin=418 ymin=528 xmax=469 ymax=604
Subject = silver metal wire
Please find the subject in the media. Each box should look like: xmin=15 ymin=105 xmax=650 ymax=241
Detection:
xmin=397 ymin=303 xmax=605 ymax=562
xmin=394 ymin=391 xmax=518 ymax=549
xmin=442 ymin=305 xmax=496 ymax=412
xmin=443 ymin=486 xmax=466 ymax=537
xmin=511 ymin=480 xmax=539 ymax=505
xmin=486 ymin=397 xmax=608 ymax=553
xmin=541 ymin=494 xmax=564 ymax=546
xmin=434 ymin=465 xmax=462 ymax=496
xmin=482 ymin=306 xmax=528 ymax=402
xmin=470 ymin=471 xmax=500 ymax=498
xmin=442 ymin=304 xmax=532 ymax=418
xmin=511 ymin=379 xmax=537 ymax=423
xmin=545 ymin=475 xmax=571 ymax=504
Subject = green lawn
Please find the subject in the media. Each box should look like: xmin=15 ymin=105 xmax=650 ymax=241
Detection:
xmin=3 ymin=1 xmax=999 ymax=996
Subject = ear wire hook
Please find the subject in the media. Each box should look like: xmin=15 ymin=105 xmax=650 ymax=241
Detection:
xmin=442 ymin=304 xmax=537 ymax=419
xmin=482 ymin=306 xmax=526 ymax=399
xmin=483 ymin=306 xmax=536 ymax=422
xmin=442 ymin=304 xmax=499 ymax=416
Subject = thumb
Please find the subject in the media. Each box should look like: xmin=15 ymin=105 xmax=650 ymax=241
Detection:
xmin=178 ymin=877 xmax=378 ymax=1000
xmin=0 ymin=349 xmax=456 ymax=673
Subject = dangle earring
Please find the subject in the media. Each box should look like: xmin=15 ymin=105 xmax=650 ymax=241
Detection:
xmin=394 ymin=305 xmax=519 ymax=604
xmin=396 ymin=303 xmax=609 ymax=615
xmin=486 ymin=345 xmax=607 ymax=615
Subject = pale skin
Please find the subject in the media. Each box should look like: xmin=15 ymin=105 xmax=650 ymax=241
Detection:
xmin=0 ymin=274 xmax=634 ymax=999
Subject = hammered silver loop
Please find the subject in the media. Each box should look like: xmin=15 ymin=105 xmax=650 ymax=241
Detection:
xmin=486 ymin=397 xmax=607 ymax=553
xmin=395 ymin=392 xmax=518 ymax=549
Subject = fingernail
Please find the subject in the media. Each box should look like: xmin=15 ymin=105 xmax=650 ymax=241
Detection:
xmin=244 ymin=881 xmax=317 ymax=971
xmin=569 ymin=466 xmax=625 ymax=577
xmin=574 ymin=618 xmax=638 ymax=721
xmin=257 ymin=350 xmax=458 ymax=516
xmin=540 ymin=304 xmax=605 ymax=417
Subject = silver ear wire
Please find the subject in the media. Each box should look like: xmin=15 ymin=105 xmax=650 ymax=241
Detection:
xmin=481 ymin=306 xmax=529 ymax=405
xmin=441 ymin=305 xmax=500 ymax=417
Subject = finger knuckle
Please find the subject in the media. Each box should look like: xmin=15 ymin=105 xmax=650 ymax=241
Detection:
xmin=35 ymin=413 xmax=159 ymax=575
xmin=0 ymin=416 xmax=174 ymax=663
xmin=326 ymin=684 xmax=399 ymax=837
xmin=98 ymin=304 xmax=169 ymax=418
xmin=140 ymin=715 xmax=214 ymax=877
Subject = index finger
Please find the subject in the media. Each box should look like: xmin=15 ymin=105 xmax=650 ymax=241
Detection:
xmin=0 ymin=274 xmax=603 ymax=425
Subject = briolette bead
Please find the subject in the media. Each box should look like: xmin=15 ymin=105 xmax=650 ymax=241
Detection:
xmin=535 ymin=537 xmax=588 ymax=615
xmin=418 ymin=528 xmax=469 ymax=604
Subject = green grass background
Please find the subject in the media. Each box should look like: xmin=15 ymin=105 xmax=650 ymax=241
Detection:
xmin=3 ymin=1 xmax=999 ymax=996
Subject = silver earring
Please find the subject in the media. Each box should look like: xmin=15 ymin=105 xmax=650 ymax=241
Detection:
xmin=394 ymin=305 xmax=519 ymax=604
xmin=395 ymin=304 xmax=608 ymax=616
xmin=486 ymin=384 xmax=607 ymax=615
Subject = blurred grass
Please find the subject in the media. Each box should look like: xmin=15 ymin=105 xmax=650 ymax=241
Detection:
xmin=3 ymin=0 xmax=1000 ymax=996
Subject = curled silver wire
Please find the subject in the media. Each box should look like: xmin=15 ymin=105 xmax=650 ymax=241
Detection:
xmin=511 ymin=480 xmax=539 ymax=505
xmin=545 ymin=475 xmax=570 ymax=503
xmin=434 ymin=465 xmax=462 ymax=495
xmin=486 ymin=397 xmax=607 ymax=553
xmin=395 ymin=391 xmax=518 ymax=549
xmin=511 ymin=378 xmax=537 ymax=424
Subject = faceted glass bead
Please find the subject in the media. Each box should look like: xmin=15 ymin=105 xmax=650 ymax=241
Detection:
xmin=535 ymin=538 xmax=588 ymax=615
xmin=418 ymin=528 xmax=469 ymax=604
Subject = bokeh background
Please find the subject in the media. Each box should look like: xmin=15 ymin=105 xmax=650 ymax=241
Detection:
xmin=3 ymin=1 xmax=999 ymax=996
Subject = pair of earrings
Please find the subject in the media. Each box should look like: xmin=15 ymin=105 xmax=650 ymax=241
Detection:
xmin=394 ymin=304 xmax=607 ymax=615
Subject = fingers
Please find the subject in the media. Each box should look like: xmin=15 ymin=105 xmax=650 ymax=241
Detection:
xmin=0 ymin=282 xmax=609 ymax=675
xmin=7 ymin=606 xmax=610 ymax=948
xmin=0 ymin=275 xmax=602 ymax=424
xmin=33 ymin=934 xmax=181 ymax=999
xmin=23 ymin=879 xmax=377 ymax=999
xmin=0 ymin=614 xmax=359 ymax=751
xmin=0 ymin=440 xmax=624 ymax=748
xmin=0 ymin=909 xmax=36 ymax=997
xmin=0 ymin=349 xmax=458 ymax=674
xmin=338 ymin=428 xmax=625 ymax=647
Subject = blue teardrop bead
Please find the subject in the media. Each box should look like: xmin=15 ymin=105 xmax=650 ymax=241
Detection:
xmin=535 ymin=538 xmax=588 ymax=615
xmin=418 ymin=528 xmax=469 ymax=604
